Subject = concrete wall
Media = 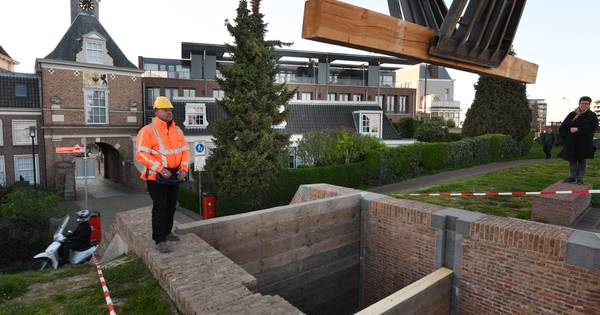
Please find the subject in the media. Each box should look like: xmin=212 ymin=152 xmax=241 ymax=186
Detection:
xmin=301 ymin=184 xmax=600 ymax=315
xmin=178 ymin=194 xmax=362 ymax=315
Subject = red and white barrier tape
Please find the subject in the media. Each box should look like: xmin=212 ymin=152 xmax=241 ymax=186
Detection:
xmin=91 ymin=254 xmax=117 ymax=315
xmin=404 ymin=189 xmax=600 ymax=197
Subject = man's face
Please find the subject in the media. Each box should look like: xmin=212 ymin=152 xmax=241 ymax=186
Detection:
xmin=156 ymin=109 xmax=173 ymax=123
xmin=579 ymin=100 xmax=591 ymax=112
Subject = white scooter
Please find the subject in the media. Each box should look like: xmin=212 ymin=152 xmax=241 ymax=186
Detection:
xmin=29 ymin=214 xmax=97 ymax=270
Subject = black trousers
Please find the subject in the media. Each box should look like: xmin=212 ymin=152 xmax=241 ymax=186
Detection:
xmin=543 ymin=145 xmax=553 ymax=159
xmin=147 ymin=180 xmax=179 ymax=244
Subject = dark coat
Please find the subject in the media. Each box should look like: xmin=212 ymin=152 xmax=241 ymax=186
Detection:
xmin=66 ymin=221 xmax=92 ymax=251
xmin=558 ymin=110 xmax=598 ymax=161
xmin=541 ymin=133 xmax=555 ymax=147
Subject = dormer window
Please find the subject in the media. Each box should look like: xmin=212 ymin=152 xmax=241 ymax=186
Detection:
xmin=184 ymin=103 xmax=208 ymax=129
xmin=354 ymin=111 xmax=382 ymax=138
xmin=272 ymin=105 xmax=287 ymax=129
xmin=76 ymin=32 xmax=113 ymax=66
xmin=86 ymin=42 xmax=103 ymax=64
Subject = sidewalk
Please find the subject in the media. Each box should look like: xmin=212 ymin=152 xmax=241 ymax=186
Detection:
xmin=368 ymin=159 xmax=551 ymax=194
xmin=61 ymin=177 xmax=201 ymax=233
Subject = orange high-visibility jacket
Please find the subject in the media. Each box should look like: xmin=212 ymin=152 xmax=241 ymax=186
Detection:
xmin=135 ymin=117 xmax=190 ymax=181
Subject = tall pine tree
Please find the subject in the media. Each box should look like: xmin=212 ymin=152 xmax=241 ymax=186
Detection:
xmin=205 ymin=0 xmax=295 ymax=207
xmin=462 ymin=75 xmax=531 ymax=140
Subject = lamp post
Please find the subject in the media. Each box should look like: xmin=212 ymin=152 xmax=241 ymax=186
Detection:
xmin=28 ymin=126 xmax=36 ymax=188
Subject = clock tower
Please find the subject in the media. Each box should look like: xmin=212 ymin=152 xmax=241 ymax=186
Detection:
xmin=71 ymin=0 xmax=99 ymax=23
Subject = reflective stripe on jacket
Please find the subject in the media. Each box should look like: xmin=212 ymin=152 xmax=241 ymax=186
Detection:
xmin=135 ymin=117 xmax=190 ymax=181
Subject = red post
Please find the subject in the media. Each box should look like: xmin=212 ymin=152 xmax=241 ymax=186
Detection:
xmin=89 ymin=212 xmax=102 ymax=244
xmin=202 ymin=193 xmax=217 ymax=219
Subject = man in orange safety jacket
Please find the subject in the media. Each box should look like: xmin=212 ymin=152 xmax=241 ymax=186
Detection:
xmin=135 ymin=96 xmax=190 ymax=253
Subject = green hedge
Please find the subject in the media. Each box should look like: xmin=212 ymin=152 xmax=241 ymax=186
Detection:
xmin=178 ymin=134 xmax=527 ymax=217
xmin=0 ymin=188 xmax=66 ymax=272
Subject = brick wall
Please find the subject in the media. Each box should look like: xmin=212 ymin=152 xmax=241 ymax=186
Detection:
xmin=39 ymin=64 xmax=142 ymax=190
xmin=302 ymin=184 xmax=600 ymax=314
xmin=99 ymin=208 xmax=303 ymax=315
xmin=178 ymin=193 xmax=362 ymax=315
xmin=531 ymin=181 xmax=592 ymax=225
xmin=0 ymin=114 xmax=46 ymax=187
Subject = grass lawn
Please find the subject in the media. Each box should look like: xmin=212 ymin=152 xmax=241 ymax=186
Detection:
xmin=390 ymin=157 xmax=600 ymax=219
xmin=0 ymin=252 xmax=175 ymax=315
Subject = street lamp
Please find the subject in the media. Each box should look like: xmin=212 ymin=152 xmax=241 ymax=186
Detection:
xmin=28 ymin=126 xmax=36 ymax=188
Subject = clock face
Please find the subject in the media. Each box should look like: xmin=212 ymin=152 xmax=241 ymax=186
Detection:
xmin=79 ymin=0 xmax=94 ymax=12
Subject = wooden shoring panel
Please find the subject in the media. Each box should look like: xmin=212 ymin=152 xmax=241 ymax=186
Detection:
xmin=302 ymin=0 xmax=538 ymax=83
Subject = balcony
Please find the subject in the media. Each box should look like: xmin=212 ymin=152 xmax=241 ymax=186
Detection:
xmin=142 ymin=70 xmax=191 ymax=79
xmin=429 ymin=100 xmax=460 ymax=111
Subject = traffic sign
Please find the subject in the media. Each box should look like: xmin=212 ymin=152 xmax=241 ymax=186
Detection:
xmin=56 ymin=145 xmax=83 ymax=153
xmin=194 ymin=142 xmax=206 ymax=156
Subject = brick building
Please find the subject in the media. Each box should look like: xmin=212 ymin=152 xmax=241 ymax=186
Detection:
xmin=139 ymin=43 xmax=418 ymax=122
xmin=35 ymin=0 xmax=143 ymax=196
xmin=0 ymin=72 xmax=45 ymax=187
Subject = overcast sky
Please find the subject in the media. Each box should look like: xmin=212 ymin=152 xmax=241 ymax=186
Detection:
xmin=1 ymin=0 xmax=599 ymax=122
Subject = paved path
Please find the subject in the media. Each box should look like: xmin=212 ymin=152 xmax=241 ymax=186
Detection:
xmin=61 ymin=178 xmax=201 ymax=233
xmin=368 ymin=158 xmax=551 ymax=194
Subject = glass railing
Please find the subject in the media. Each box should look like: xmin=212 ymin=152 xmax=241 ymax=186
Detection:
xmin=142 ymin=70 xmax=191 ymax=79
xmin=329 ymin=78 xmax=366 ymax=86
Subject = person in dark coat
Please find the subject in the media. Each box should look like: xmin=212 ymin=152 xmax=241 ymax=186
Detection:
xmin=541 ymin=127 xmax=555 ymax=159
xmin=558 ymin=96 xmax=598 ymax=184
xmin=59 ymin=210 xmax=92 ymax=265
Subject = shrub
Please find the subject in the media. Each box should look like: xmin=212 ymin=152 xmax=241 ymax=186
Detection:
xmin=420 ymin=143 xmax=446 ymax=170
xmin=447 ymin=119 xmax=456 ymax=128
xmin=297 ymin=129 xmax=384 ymax=166
xmin=415 ymin=117 xmax=447 ymax=142
xmin=0 ymin=188 xmax=67 ymax=272
xmin=394 ymin=118 xmax=420 ymax=138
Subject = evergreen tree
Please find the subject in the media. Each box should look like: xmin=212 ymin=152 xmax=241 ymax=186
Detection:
xmin=462 ymin=76 xmax=531 ymax=140
xmin=205 ymin=0 xmax=295 ymax=207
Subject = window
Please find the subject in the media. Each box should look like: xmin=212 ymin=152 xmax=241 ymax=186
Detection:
xmin=213 ymin=90 xmax=225 ymax=100
xmin=144 ymin=63 xmax=159 ymax=71
xmin=183 ymin=89 xmax=196 ymax=98
xmin=12 ymin=120 xmax=36 ymax=145
xmin=291 ymin=92 xmax=299 ymax=101
xmin=146 ymin=87 xmax=160 ymax=108
xmin=301 ymin=92 xmax=313 ymax=101
xmin=327 ymin=93 xmax=336 ymax=101
xmin=14 ymin=155 xmax=39 ymax=185
xmin=399 ymin=96 xmax=408 ymax=113
xmin=184 ymin=103 xmax=208 ymax=128
xmin=361 ymin=115 xmax=370 ymax=133
xmin=0 ymin=156 xmax=5 ymax=186
xmin=0 ymin=120 xmax=3 ymax=146
xmin=15 ymin=84 xmax=27 ymax=97
xmin=164 ymin=88 xmax=178 ymax=100
xmin=339 ymin=93 xmax=349 ymax=101
xmin=353 ymin=94 xmax=363 ymax=102
xmin=85 ymin=90 xmax=108 ymax=124
xmin=386 ymin=96 xmax=396 ymax=113
xmin=359 ymin=112 xmax=381 ymax=137
xmin=380 ymin=74 xmax=394 ymax=87
xmin=375 ymin=95 xmax=384 ymax=108
xmin=86 ymin=42 xmax=103 ymax=64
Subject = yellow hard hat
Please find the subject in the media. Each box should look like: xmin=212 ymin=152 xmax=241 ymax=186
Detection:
xmin=153 ymin=96 xmax=174 ymax=110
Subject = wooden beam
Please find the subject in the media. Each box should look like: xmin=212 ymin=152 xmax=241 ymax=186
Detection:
xmin=302 ymin=0 xmax=538 ymax=83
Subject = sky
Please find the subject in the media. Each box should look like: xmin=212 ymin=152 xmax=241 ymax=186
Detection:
xmin=1 ymin=0 xmax=599 ymax=123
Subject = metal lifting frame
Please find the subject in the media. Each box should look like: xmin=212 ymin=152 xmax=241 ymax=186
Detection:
xmin=388 ymin=0 xmax=527 ymax=68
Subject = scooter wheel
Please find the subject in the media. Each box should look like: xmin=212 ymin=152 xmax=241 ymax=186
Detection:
xmin=29 ymin=258 xmax=51 ymax=271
